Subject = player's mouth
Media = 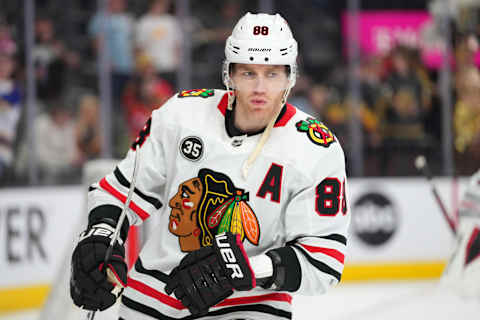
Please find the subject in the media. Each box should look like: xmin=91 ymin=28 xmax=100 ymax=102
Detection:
xmin=250 ymin=98 xmax=267 ymax=106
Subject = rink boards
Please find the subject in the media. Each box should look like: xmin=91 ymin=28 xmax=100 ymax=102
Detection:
xmin=0 ymin=177 xmax=465 ymax=313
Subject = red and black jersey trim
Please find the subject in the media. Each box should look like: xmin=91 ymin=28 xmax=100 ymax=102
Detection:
xmin=288 ymin=234 xmax=347 ymax=246
xmin=318 ymin=234 xmax=347 ymax=245
xmin=466 ymin=227 xmax=480 ymax=265
xmin=291 ymin=244 xmax=342 ymax=282
xmin=121 ymin=296 xmax=292 ymax=319
xmin=114 ymin=167 xmax=162 ymax=209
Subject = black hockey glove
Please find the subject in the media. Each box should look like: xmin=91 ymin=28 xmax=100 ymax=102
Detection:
xmin=70 ymin=222 xmax=128 ymax=311
xmin=165 ymin=232 xmax=256 ymax=316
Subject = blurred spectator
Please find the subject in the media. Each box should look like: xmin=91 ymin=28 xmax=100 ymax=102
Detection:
xmin=318 ymin=59 xmax=383 ymax=175
xmin=294 ymin=6 xmax=340 ymax=81
xmin=455 ymin=32 xmax=479 ymax=72
xmin=33 ymin=17 xmax=81 ymax=101
xmin=123 ymin=54 xmax=174 ymax=140
xmin=287 ymin=74 xmax=313 ymax=115
xmin=88 ymin=0 xmax=134 ymax=103
xmin=89 ymin=0 xmax=135 ymax=156
xmin=378 ymin=46 xmax=431 ymax=175
xmin=324 ymin=94 xmax=380 ymax=151
xmin=135 ymin=0 xmax=181 ymax=88
xmin=454 ymin=66 xmax=480 ymax=175
xmin=306 ymin=83 xmax=331 ymax=119
xmin=76 ymin=94 xmax=102 ymax=160
xmin=0 ymin=53 xmax=21 ymax=184
xmin=196 ymin=0 xmax=241 ymax=44
xmin=193 ymin=0 xmax=242 ymax=87
xmin=33 ymin=100 xmax=82 ymax=184
xmin=0 ymin=22 xmax=16 ymax=56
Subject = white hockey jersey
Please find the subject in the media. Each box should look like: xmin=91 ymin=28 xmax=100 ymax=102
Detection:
xmin=87 ymin=89 xmax=350 ymax=320
xmin=440 ymin=170 xmax=480 ymax=298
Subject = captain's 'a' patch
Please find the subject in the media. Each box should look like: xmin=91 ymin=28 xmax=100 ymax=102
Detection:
xmin=296 ymin=118 xmax=335 ymax=147
xmin=178 ymin=89 xmax=214 ymax=98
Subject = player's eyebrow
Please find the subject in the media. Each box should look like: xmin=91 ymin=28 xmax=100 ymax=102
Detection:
xmin=182 ymin=185 xmax=195 ymax=195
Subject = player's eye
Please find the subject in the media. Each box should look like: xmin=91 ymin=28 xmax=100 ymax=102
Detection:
xmin=242 ymin=71 xmax=255 ymax=78
xmin=182 ymin=191 xmax=189 ymax=198
xmin=267 ymin=72 xmax=278 ymax=78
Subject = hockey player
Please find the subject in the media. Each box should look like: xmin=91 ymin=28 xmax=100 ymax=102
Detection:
xmin=70 ymin=12 xmax=350 ymax=319
xmin=441 ymin=169 xmax=480 ymax=298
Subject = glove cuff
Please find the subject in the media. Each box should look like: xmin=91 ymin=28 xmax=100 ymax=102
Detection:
xmin=263 ymin=246 xmax=301 ymax=292
xmin=88 ymin=205 xmax=130 ymax=242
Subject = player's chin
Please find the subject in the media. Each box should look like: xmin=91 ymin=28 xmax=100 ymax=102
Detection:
xmin=248 ymin=103 xmax=271 ymax=115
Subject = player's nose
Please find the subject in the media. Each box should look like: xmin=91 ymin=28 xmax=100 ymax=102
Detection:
xmin=253 ymin=76 xmax=267 ymax=93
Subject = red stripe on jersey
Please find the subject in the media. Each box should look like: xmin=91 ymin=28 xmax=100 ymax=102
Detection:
xmin=299 ymin=243 xmax=345 ymax=264
xmin=274 ymin=104 xmax=296 ymax=127
xmin=216 ymin=292 xmax=292 ymax=307
xmin=127 ymin=277 xmax=292 ymax=310
xmin=99 ymin=178 xmax=150 ymax=221
xmin=128 ymin=277 xmax=184 ymax=310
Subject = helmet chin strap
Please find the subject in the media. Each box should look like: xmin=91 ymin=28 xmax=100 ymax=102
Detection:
xmin=241 ymin=87 xmax=291 ymax=179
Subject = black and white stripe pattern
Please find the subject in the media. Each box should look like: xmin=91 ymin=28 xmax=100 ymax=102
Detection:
xmin=114 ymin=167 xmax=163 ymax=210
xmin=288 ymin=234 xmax=347 ymax=282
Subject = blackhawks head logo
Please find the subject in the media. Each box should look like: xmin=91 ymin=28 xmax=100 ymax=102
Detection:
xmin=168 ymin=168 xmax=260 ymax=252
xmin=296 ymin=118 xmax=335 ymax=147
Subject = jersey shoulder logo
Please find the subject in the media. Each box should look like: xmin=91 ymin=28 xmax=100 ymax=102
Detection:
xmin=295 ymin=117 xmax=336 ymax=147
xmin=180 ymin=136 xmax=204 ymax=161
xmin=178 ymin=89 xmax=215 ymax=98
xmin=168 ymin=168 xmax=260 ymax=252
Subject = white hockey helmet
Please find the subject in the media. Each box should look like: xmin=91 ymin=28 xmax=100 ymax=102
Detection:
xmin=223 ymin=12 xmax=298 ymax=90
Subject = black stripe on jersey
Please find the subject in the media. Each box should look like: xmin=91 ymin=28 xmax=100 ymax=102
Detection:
xmin=114 ymin=167 xmax=162 ymax=209
xmin=135 ymin=257 xmax=170 ymax=283
xmin=287 ymin=233 xmax=347 ymax=246
xmin=88 ymin=186 xmax=97 ymax=192
xmin=319 ymin=234 xmax=347 ymax=245
xmin=121 ymin=296 xmax=292 ymax=319
xmin=292 ymin=244 xmax=342 ymax=282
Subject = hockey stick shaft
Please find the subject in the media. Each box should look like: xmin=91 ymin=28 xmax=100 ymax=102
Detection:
xmin=430 ymin=184 xmax=457 ymax=233
xmin=86 ymin=145 xmax=140 ymax=320
xmin=415 ymin=155 xmax=457 ymax=234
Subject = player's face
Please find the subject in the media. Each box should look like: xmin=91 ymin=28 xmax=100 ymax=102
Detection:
xmin=231 ymin=64 xmax=289 ymax=132
xmin=168 ymin=178 xmax=203 ymax=237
